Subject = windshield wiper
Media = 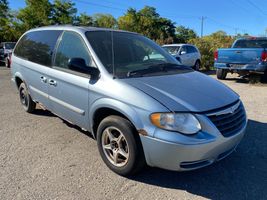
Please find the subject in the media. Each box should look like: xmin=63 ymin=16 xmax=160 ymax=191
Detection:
xmin=127 ymin=63 xmax=189 ymax=77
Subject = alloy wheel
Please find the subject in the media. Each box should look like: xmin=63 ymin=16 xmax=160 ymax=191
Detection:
xmin=101 ymin=126 xmax=129 ymax=167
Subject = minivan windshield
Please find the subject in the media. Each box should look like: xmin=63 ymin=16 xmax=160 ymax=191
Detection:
xmin=86 ymin=31 xmax=190 ymax=78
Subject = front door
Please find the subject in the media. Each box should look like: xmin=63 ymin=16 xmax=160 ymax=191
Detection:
xmin=49 ymin=31 xmax=96 ymax=130
xmin=179 ymin=46 xmax=190 ymax=66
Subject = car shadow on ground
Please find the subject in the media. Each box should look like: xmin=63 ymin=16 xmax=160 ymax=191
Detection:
xmin=202 ymin=70 xmax=267 ymax=84
xmin=32 ymin=108 xmax=94 ymax=138
xmin=201 ymin=69 xmax=216 ymax=75
xmin=132 ymin=119 xmax=267 ymax=200
xmin=62 ymin=120 xmax=94 ymax=139
xmin=32 ymin=109 xmax=55 ymax=117
xmin=224 ymin=74 xmax=267 ymax=84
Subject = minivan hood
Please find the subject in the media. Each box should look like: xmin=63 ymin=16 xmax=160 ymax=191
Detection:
xmin=122 ymin=71 xmax=239 ymax=112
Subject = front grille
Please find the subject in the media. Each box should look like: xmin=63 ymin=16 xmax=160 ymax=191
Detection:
xmin=207 ymin=102 xmax=246 ymax=137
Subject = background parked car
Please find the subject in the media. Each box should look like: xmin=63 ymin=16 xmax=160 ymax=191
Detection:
xmin=0 ymin=42 xmax=16 ymax=68
xmin=162 ymin=44 xmax=201 ymax=70
xmin=214 ymin=37 xmax=267 ymax=80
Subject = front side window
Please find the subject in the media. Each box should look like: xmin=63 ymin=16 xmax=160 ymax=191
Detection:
xmin=86 ymin=31 xmax=190 ymax=78
xmin=14 ymin=30 xmax=62 ymax=66
xmin=162 ymin=46 xmax=180 ymax=55
xmin=180 ymin=46 xmax=187 ymax=54
xmin=54 ymin=31 xmax=93 ymax=70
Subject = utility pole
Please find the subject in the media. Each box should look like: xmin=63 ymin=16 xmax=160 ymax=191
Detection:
xmin=201 ymin=16 xmax=207 ymax=38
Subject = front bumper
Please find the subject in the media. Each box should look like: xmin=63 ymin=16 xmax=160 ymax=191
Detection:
xmin=140 ymin=114 xmax=247 ymax=171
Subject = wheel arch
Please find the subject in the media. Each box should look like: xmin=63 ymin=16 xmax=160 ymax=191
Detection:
xmin=195 ymin=59 xmax=201 ymax=65
xmin=14 ymin=72 xmax=24 ymax=89
xmin=89 ymin=98 xmax=145 ymax=139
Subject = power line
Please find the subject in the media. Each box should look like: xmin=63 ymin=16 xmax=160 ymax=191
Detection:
xmin=73 ymin=0 xmax=248 ymax=35
xmin=207 ymin=17 xmax=248 ymax=34
xmin=74 ymin=0 xmax=125 ymax=11
xmin=74 ymin=0 xmax=199 ymax=20
xmin=246 ymin=0 xmax=267 ymax=16
xmin=229 ymin=0 xmax=253 ymax=14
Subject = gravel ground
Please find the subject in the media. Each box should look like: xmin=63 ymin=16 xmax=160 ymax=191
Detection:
xmin=0 ymin=67 xmax=266 ymax=200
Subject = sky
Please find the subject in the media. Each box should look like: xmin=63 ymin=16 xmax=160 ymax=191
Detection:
xmin=9 ymin=0 xmax=267 ymax=36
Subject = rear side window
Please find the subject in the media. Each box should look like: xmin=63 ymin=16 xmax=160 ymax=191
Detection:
xmin=54 ymin=31 xmax=93 ymax=70
xmin=187 ymin=46 xmax=197 ymax=53
xmin=233 ymin=39 xmax=267 ymax=48
xmin=14 ymin=30 xmax=62 ymax=66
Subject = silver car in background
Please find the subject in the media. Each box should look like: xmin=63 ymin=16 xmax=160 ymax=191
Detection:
xmin=11 ymin=26 xmax=247 ymax=176
xmin=163 ymin=44 xmax=201 ymax=70
xmin=0 ymin=42 xmax=16 ymax=68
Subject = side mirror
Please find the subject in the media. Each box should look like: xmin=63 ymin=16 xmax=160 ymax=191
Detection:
xmin=68 ymin=58 xmax=100 ymax=79
xmin=180 ymin=51 xmax=186 ymax=55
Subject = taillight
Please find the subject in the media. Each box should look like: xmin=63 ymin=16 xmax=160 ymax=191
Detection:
xmin=261 ymin=51 xmax=267 ymax=62
xmin=214 ymin=50 xmax=218 ymax=61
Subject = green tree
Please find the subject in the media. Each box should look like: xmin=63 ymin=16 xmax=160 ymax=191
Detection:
xmin=189 ymin=30 xmax=234 ymax=70
xmin=118 ymin=6 xmax=176 ymax=44
xmin=51 ymin=0 xmax=77 ymax=25
xmin=76 ymin=13 xmax=93 ymax=26
xmin=0 ymin=0 xmax=9 ymax=18
xmin=17 ymin=0 xmax=51 ymax=30
xmin=93 ymin=14 xmax=117 ymax=28
xmin=235 ymin=33 xmax=250 ymax=39
xmin=117 ymin=8 xmax=139 ymax=33
xmin=175 ymin=26 xmax=197 ymax=43
xmin=0 ymin=0 xmax=10 ymax=41
xmin=0 ymin=0 xmax=23 ymax=41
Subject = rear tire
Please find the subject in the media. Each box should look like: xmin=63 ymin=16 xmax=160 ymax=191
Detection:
xmin=97 ymin=115 xmax=146 ymax=176
xmin=19 ymin=83 xmax=36 ymax=113
xmin=193 ymin=60 xmax=201 ymax=71
xmin=5 ymin=57 xmax=10 ymax=68
xmin=216 ymin=69 xmax=228 ymax=80
xmin=261 ymin=71 xmax=267 ymax=83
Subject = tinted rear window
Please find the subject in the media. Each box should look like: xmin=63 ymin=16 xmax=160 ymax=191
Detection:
xmin=14 ymin=30 xmax=62 ymax=66
xmin=233 ymin=39 xmax=267 ymax=48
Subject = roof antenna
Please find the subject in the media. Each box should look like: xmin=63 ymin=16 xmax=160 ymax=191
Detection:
xmin=111 ymin=31 xmax=115 ymax=79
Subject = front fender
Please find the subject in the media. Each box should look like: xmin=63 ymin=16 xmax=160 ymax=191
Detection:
xmin=89 ymin=98 xmax=145 ymax=134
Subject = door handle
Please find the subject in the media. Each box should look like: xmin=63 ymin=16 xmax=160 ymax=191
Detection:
xmin=48 ymin=79 xmax=57 ymax=86
xmin=40 ymin=76 xmax=47 ymax=83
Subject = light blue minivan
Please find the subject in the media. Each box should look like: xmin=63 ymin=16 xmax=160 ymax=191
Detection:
xmin=11 ymin=26 xmax=247 ymax=176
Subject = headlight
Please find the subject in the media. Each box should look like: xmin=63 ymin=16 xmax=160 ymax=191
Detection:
xmin=150 ymin=113 xmax=201 ymax=134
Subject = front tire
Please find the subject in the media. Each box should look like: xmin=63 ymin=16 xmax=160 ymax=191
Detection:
xmin=19 ymin=83 xmax=36 ymax=113
xmin=97 ymin=115 xmax=145 ymax=176
xmin=216 ymin=69 xmax=228 ymax=80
